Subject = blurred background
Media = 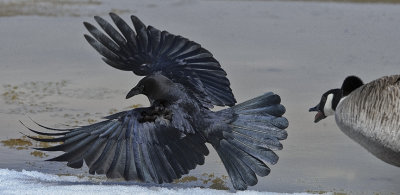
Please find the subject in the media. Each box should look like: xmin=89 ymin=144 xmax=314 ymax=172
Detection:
xmin=0 ymin=0 xmax=399 ymax=194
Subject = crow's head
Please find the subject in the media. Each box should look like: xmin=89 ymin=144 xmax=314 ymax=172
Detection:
xmin=126 ymin=74 xmax=174 ymax=101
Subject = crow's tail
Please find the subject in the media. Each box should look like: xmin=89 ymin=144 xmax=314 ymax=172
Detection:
xmin=211 ymin=92 xmax=288 ymax=190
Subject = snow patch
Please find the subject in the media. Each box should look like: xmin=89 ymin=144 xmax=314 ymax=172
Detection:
xmin=0 ymin=169 xmax=319 ymax=195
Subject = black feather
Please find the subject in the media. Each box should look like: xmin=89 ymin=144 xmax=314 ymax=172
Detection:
xmin=94 ymin=16 xmax=127 ymax=47
xmin=109 ymin=12 xmax=138 ymax=52
xmin=84 ymin=22 xmax=120 ymax=54
xmin=131 ymin=15 xmax=148 ymax=54
xmin=84 ymin=34 xmax=120 ymax=61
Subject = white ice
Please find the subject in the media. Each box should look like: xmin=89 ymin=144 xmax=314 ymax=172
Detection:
xmin=0 ymin=169 xmax=320 ymax=195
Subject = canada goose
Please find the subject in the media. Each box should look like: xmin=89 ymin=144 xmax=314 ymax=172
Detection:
xmin=309 ymin=75 xmax=400 ymax=167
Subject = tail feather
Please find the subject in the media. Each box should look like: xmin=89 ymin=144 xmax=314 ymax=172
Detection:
xmin=221 ymin=139 xmax=271 ymax=177
xmin=230 ymin=121 xmax=287 ymax=140
xmin=228 ymin=138 xmax=279 ymax=165
xmin=212 ymin=92 xmax=288 ymax=190
xmin=225 ymin=130 xmax=283 ymax=151
xmin=233 ymin=92 xmax=280 ymax=111
xmin=236 ymin=104 xmax=286 ymax=117
xmin=214 ymin=141 xmax=253 ymax=190
xmin=232 ymin=114 xmax=288 ymax=130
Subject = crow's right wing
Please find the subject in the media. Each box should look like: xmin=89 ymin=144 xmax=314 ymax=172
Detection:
xmin=25 ymin=107 xmax=209 ymax=183
xmin=84 ymin=13 xmax=236 ymax=108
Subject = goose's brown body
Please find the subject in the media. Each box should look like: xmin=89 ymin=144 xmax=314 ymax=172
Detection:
xmin=335 ymin=75 xmax=400 ymax=167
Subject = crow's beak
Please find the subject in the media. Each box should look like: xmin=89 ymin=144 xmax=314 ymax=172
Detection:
xmin=309 ymin=104 xmax=326 ymax=123
xmin=126 ymin=86 xmax=142 ymax=99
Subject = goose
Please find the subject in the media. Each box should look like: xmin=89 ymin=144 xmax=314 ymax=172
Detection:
xmin=309 ymin=75 xmax=400 ymax=167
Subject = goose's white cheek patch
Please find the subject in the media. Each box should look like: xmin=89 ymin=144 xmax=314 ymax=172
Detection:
xmin=324 ymin=93 xmax=335 ymax=116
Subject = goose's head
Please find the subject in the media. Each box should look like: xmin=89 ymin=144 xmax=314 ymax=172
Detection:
xmin=309 ymin=75 xmax=364 ymax=123
xmin=309 ymin=89 xmax=343 ymax=123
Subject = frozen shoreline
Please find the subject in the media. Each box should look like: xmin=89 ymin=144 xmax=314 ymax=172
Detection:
xmin=0 ymin=169 xmax=316 ymax=195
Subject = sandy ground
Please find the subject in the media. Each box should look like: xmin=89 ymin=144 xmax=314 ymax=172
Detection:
xmin=0 ymin=0 xmax=399 ymax=194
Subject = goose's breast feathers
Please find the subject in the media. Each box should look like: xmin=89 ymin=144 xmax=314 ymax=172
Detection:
xmin=336 ymin=75 xmax=400 ymax=152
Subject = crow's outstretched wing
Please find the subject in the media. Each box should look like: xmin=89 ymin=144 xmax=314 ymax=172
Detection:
xmin=84 ymin=13 xmax=236 ymax=107
xmin=25 ymin=107 xmax=209 ymax=183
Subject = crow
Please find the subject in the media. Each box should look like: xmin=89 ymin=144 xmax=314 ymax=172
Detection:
xmin=25 ymin=13 xmax=289 ymax=190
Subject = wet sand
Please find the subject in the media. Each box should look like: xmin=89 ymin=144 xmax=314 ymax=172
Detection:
xmin=1 ymin=0 xmax=400 ymax=193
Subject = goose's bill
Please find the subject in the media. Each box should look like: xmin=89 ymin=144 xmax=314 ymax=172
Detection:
xmin=309 ymin=104 xmax=326 ymax=123
xmin=309 ymin=104 xmax=319 ymax=112
xmin=314 ymin=111 xmax=326 ymax=123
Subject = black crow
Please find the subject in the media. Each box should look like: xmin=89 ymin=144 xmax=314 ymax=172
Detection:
xmin=26 ymin=13 xmax=289 ymax=190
